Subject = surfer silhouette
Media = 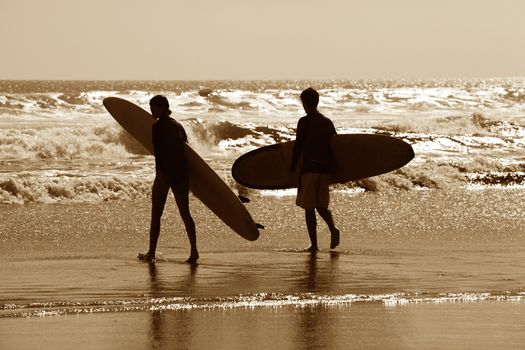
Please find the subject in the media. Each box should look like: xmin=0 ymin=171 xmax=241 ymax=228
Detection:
xmin=139 ymin=95 xmax=198 ymax=264
xmin=291 ymin=88 xmax=340 ymax=253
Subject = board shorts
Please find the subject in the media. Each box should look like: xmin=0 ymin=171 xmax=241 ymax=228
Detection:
xmin=296 ymin=173 xmax=331 ymax=209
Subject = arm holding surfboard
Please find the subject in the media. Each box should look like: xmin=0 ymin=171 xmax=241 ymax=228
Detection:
xmin=290 ymin=88 xmax=341 ymax=252
xmin=103 ymin=97 xmax=260 ymax=259
xmin=231 ymin=88 xmax=414 ymax=250
xmin=144 ymin=95 xmax=198 ymax=264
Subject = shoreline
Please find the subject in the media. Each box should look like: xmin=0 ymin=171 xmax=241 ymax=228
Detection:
xmin=1 ymin=189 xmax=524 ymax=349
xmin=1 ymin=300 xmax=524 ymax=350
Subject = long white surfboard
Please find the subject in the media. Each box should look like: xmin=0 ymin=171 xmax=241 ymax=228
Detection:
xmin=103 ymin=97 xmax=259 ymax=241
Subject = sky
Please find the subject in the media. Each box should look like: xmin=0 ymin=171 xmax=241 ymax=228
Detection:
xmin=1 ymin=0 xmax=524 ymax=80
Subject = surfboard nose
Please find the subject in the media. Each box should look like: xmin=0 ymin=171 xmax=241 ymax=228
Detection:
xmin=406 ymin=143 xmax=415 ymax=161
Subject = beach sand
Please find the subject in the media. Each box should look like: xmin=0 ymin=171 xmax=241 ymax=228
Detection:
xmin=1 ymin=189 xmax=524 ymax=349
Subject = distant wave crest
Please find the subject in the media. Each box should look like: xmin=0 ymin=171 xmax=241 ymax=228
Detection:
xmin=2 ymin=78 xmax=525 ymax=119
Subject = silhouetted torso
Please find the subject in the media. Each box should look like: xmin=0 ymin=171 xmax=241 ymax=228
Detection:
xmin=291 ymin=112 xmax=336 ymax=174
xmin=152 ymin=116 xmax=188 ymax=183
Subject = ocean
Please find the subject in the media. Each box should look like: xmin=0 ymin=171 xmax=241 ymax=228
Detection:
xmin=1 ymin=79 xmax=524 ymax=349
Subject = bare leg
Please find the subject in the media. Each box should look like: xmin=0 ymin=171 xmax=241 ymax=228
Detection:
xmin=317 ymin=207 xmax=339 ymax=249
xmin=172 ymin=179 xmax=198 ymax=263
xmin=305 ymin=209 xmax=318 ymax=253
xmin=147 ymin=174 xmax=170 ymax=260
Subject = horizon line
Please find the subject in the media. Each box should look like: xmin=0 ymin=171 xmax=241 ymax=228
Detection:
xmin=1 ymin=76 xmax=524 ymax=82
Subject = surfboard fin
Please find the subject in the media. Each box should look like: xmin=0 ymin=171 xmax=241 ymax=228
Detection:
xmin=238 ymin=195 xmax=250 ymax=203
xmin=256 ymin=223 xmax=265 ymax=229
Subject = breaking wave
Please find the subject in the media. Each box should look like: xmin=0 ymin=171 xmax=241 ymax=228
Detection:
xmin=0 ymin=125 xmax=148 ymax=160
xmin=0 ymin=175 xmax=152 ymax=204
xmin=1 ymin=79 xmax=524 ymax=204
xmin=1 ymin=113 xmax=523 ymax=159
xmin=2 ymin=161 xmax=524 ymax=204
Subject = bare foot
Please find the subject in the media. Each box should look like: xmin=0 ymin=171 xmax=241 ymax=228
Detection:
xmin=186 ymin=252 xmax=199 ymax=264
xmin=330 ymin=229 xmax=340 ymax=249
xmin=138 ymin=252 xmax=156 ymax=263
xmin=305 ymin=246 xmax=319 ymax=254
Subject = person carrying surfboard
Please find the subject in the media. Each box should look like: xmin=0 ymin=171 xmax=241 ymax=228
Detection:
xmin=290 ymin=88 xmax=340 ymax=253
xmin=140 ymin=95 xmax=198 ymax=264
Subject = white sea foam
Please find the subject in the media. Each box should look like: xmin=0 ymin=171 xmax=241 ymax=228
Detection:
xmin=1 ymin=79 xmax=524 ymax=203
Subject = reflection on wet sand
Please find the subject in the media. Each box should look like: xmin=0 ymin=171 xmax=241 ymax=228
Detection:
xmin=148 ymin=263 xmax=199 ymax=349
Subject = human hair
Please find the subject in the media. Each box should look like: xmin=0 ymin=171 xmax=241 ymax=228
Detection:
xmin=300 ymin=87 xmax=319 ymax=109
xmin=149 ymin=95 xmax=172 ymax=115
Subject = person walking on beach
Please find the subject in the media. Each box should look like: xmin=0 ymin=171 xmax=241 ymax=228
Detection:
xmin=290 ymin=88 xmax=340 ymax=253
xmin=139 ymin=95 xmax=198 ymax=263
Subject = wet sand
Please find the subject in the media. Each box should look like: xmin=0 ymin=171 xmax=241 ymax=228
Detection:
xmin=1 ymin=301 xmax=524 ymax=350
xmin=1 ymin=189 xmax=524 ymax=349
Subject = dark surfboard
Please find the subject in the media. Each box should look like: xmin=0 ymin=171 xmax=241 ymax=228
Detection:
xmin=232 ymin=134 xmax=414 ymax=189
